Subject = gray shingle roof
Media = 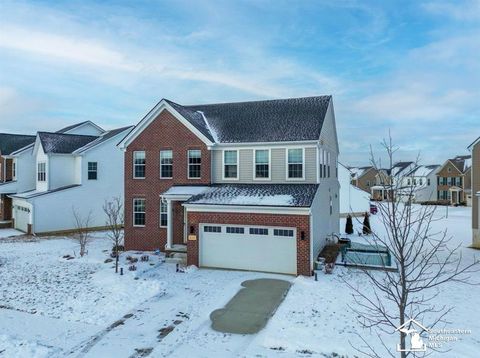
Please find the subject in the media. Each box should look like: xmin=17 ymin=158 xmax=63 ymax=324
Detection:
xmin=38 ymin=132 xmax=98 ymax=154
xmin=56 ymin=121 xmax=104 ymax=134
xmin=75 ymin=126 xmax=133 ymax=153
xmin=185 ymin=184 xmax=319 ymax=207
xmin=167 ymin=96 xmax=331 ymax=143
xmin=0 ymin=133 xmax=36 ymax=155
xmin=165 ymin=100 xmax=215 ymax=142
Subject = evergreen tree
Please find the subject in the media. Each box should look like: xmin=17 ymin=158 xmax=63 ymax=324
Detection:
xmin=362 ymin=212 xmax=372 ymax=235
xmin=345 ymin=214 xmax=354 ymax=235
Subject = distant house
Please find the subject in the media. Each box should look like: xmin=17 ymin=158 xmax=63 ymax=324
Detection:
xmin=7 ymin=122 xmax=132 ymax=234
xmin=436 ymin=155 xmax=472 ymax=206
xmin=339 ymin=163 xmax=370 ymax=217
xmin=370 ymin=162 xmax=416 ymax=201
xmin=349 ymin=166 xmax=378 ymax=194
xmin=118 ymin=96 xmax=340 ymax=276
xmin=468 ymin=138 xmax=480 ymax=248
xmin=405 ymin=165 xmax=440 ymax=203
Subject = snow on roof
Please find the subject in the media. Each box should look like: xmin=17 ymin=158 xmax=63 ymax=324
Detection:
xmin=186 ymin=184 xmax=319 ymax=207
xmin=162 ymin=186 xmax=210 ymax=196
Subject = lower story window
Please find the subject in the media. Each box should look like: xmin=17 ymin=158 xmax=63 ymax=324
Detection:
xmin=226 ymin=226 xmax=244 ymax=234
xmin=160 ymin=200 xmax=168 ymax=227
xmin=274 ymin=229 xmax=294 ymax=237
xmin=204 ymin=225 xmax=221 ymax=233
xmin=133 ymin=198 xmax=145 ymax=226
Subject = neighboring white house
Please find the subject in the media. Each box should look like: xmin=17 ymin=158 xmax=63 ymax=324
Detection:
xmin=9 ymin=123 xmax=132 ymax=234
xmin=406 ymin=165 xmax=440 ymax=203
xmin=338 ymin=162 xmax=369 ymax=216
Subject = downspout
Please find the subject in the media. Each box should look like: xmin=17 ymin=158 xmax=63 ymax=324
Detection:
xmin=309 ymin=208 xmax=314 ymax=274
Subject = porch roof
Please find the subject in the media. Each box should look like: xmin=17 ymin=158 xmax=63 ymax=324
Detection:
xmin=185 ymin=184 xmax=319 ymax=207
xmin=161 ymin=185 xmax=210 ymax=200
xmin=0 ymin=181 xmax=18 ymax=194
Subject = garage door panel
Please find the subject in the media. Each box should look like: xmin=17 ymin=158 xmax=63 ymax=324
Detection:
xmin=200 ymin=224 xmax=297 ymax=275
xmin=14 ymin=206 xmax=29 ymax=233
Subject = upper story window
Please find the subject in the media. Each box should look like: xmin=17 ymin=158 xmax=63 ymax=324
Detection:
xmin=287 ymin=148 xmax=304 ymax=179
xmin=12 ymin=160 xmax=16 ymax=180
xmin=133 ymin=151 xmax=145 ymax=179
xmin=223 ymin=150 xmax=238 ymax=179
xmin=88 ymin=162 xmax=97 ymax=180
xmin=188 ymin=150 xmax=201 ymax=179
xmin=254 ymin=149 xmax=270 ymax=179
xmin=133 ymin=198 xmax=146 ymax=227
xmin=160 ymin=150 xmax=173 ymax=179
xmin=37 ymin=162 xmax=46 ymax=182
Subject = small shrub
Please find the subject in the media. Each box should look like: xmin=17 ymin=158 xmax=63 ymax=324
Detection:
xmin=112 ymin=244 xmax=125 ymax=252
xmin=104 ymin=258 xmax=113 ymax=263
xmin=141 ymin=255 xmax=149 ymax=262
xmin=128 ymin=264 xmax=137 ymax=271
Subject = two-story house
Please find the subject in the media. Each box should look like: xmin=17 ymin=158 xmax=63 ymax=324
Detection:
xmin=118 ymin=96 xmax=340 ymax=276
xmin=349 ymin=166 xmax=378 ymax=194
xmin=402 ymin=164 xmax=440 ymax=203
xmin=468 ymin=138 xmax=480 ymax=248
xmin=0 ymin=133 xmax=36 ymax=226
xmin=370 ymin=162 xmax=416 ymax=201
xmin=436 ymin=155 xmax=472 ymax=205
xmin=9 ymin=122 xmax=132 ymax=234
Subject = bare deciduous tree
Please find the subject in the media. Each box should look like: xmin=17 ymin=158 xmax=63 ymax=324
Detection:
xmin=345 ymin=134 xmax=479 ymax=358
xmin=72 ymin=207 xmax=93 ymax=257
xmin=103 ymin=197 xmax=124 ymax=273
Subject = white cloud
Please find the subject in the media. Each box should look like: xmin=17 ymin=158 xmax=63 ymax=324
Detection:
xmin=422 ymin=0 xmax=480 ymax=21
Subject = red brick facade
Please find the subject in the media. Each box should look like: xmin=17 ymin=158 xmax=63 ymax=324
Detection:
xmin=186 ymin=211 xmax=312 ymax=276
xmin=124 ymin=109 xmax=211 ymax=251
xmin=0 ymin=156 xmax=13 ymax=221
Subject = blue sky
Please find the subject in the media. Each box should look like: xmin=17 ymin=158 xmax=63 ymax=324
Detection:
xmin=0 ymin=0 xmax=478 ymax=165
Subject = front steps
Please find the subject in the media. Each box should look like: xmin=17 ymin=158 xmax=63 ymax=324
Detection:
xmin=165 ymin=244 xmax=187 ymax=265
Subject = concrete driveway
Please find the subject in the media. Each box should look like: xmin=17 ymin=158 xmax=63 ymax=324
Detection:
xmin=210 ymin=278 xmax=291 ymax=334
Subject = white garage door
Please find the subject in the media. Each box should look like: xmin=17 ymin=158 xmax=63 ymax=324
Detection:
xmin=199 ymin=224 xmax=297 ymax=275
xmin=14 ymin=205 xmax=30 ymax=233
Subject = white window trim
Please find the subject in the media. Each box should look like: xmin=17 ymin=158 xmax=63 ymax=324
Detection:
xmin=252 ymin=148 xmax=271 ymax=181
xmin=159 ymin=198 xmax=168 ymax=228
xmin=12 ymin=159 xmax=17 ymax=180
xmin=187 ymin=149 xmax=202 ymax=180
xmin=222 ymin=149 xmax=239 ymax=181
xmin=37 ymin=161 xmax=46 ymax=182
xmin=133 ymin=198 xmax=146 ymax=227
xmin=159 ymin=150 xmax=173 ymax=179
xmin=285 ymin=147 xmax=305 ymax=181
xmin=133 ymin=151 xmax=146 ymax=179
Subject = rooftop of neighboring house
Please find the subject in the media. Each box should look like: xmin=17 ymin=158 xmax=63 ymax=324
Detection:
xmin=165 ymin=95 xmax=332 ymax=143
xmin=447 ymin=155 xmax=472 ymax=174
xmin=37 ymin=126 xmax=133 ymax=155
xmin=348 ymin=166 xmax=374 ymax=179
xmin=406 ymin=164 xmax=440 ymax=177
xmin=0 ymin=133 xmax=36 ymax=156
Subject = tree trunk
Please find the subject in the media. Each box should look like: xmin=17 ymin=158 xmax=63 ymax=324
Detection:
xmin=115 ymin=247 xmax=119 ymax=273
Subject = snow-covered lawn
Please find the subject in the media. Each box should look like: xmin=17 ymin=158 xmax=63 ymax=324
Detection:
xmin=0 ymin=228 xmax=24 ymax=239
xmin=0 ymin=206 xmax=478 ymax=357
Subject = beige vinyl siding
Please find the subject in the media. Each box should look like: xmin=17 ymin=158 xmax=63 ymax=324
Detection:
xmin=212 ymin=147 xmax=318 ymax=183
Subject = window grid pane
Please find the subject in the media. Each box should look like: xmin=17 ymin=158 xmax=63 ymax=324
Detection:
xmin=133 ymin=151 xmax=146 ymax=178
xmin=133 ymin=199 xmax=146 ymax=226
xmin=255 ymin=150 xmax=269 ymax=178
xmin=188 ymin=150 xmax=201 ymax=178
xmin=160 ymin=150 xmax=173 ymax=178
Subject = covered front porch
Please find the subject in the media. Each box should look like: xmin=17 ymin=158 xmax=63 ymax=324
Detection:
xmin=160 ymin=186 xmax=210 ymax=252
xmin=449 ymin=186 xmax=463 ymax=205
